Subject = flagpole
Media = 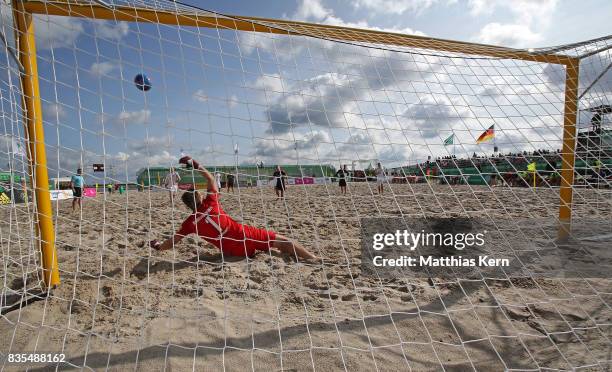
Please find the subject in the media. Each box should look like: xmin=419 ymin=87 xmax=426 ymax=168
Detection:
xmin=492 ymin=124 xmax=496 ymax=155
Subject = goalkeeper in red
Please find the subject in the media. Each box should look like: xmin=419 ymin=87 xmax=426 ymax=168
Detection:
xmin=150 ymin=156 xmax=318 ymax=261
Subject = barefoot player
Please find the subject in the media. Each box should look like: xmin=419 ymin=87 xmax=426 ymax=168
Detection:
xmin=273 ymin=165 xmax=287 ymax=200
xmin=163 ymin=167 xmax=181 ymax=203
xmin=336 ymin=164 xmax=348 ymax=195
xmin=375 ymin=162 xmax=385 ymax=195
xmin=226 ymin=173 xmax=235 ymax=193
xmin=150 ymin=156 xmax=318 ymax=261
xmin=214 ymin=172 xmax=222 ymax=191
xmin=70 ymin=168 xmax=84 ymax=212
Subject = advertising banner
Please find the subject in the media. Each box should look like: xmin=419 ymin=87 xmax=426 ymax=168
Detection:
xmin=256 ymin=177 xmax=329 ymax=186
xmin=294 ymin=177 xmax=314 ymax=185
xmin=0 ymin=186 xmax=27 ymax=204
xmin=0 ymin=190 xmax=11 ymax=204
xmin=50 ymin=190 xmax=73 ymax=200
xmin=83 ymin=188 xmax=97 ymax=197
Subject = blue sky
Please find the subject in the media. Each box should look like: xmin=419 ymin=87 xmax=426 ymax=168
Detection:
xmin=0 ymin=0 xmax=611 ymax=182
xmin=213 ymin=0 xmax=612 ymax=47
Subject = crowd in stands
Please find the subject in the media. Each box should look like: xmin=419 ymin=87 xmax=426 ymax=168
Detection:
xmin=339 ymin=148 xmax=610 ymax=188
xmin=434 ymin=149 xmax=562 ymax=169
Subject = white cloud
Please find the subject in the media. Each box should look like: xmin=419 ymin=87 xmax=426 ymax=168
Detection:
xmin=33 ymin=15 xmax=84 ymax=50
xmin=294 ymin=0 xmax=331 ymax=20
xmin=119 ymin=148 xmax=175 ymax=171
xmin=470 ymin=0 xmax=558 ymax=47
xmin=0 ymin=2 xmax=76 ymax=51
xmin=116 ymin=152 xmax=130 ymax=162
xmin=351 ymin=0 xmax=440 ymax=15
xmin=92 ymin=21 xmax=129 ymax=40
xmin=122 ymin=138 xmax=175 ymax=169
xmin=467 ymin=0 xmax=489 ymax=16
xmin=145 ymin=151 xmax=174 ymax=166
xmin=228 ymin=94 xmax=239 ymax=108
xmin=43 ymin=103 xmax=67 ymax=119
xmin=293 ymin=0 xmax=426 ymax=36
xmin=238 ymin=0 xmax=425 ymax=63
xmin=90 ymin=61 xmax=116 ymax=77
xmin=476 ymin=23 xmax=543 ymax=47
xmin=127 ymin=136 xmax=173 ymax=152
xmin=251 ymin=130 xmax=332 ymax=163
xmin=14 ymin=10 xmax=128 ymax=51
xmin=264 ymin=71 xmax=361 ymax=134
xmin=252 ymin=74 xmax=286 ymax=93
xmin=116 ymin=109 xmax=151 ymax=125
xmin=469 ymin=0 xmax=557 ymax=25
xmin=122 ymin=150 xmax=175 ymax=170
xmin=193 ymin=89 xmax=208 ymax=103
xmin=250 ymin=125 xmax=415 ymax=167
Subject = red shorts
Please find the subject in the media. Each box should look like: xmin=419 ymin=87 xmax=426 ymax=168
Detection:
xmin=217 ymin=226 xmax=277 ymax=257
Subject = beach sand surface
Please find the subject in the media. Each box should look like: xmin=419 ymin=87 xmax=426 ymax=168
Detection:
xmin=1 ymin=183 xmax=610 ymax=371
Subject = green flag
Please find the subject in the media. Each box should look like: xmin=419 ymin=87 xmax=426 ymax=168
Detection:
xmin=443 ymin=134 xmax=454 ymax=146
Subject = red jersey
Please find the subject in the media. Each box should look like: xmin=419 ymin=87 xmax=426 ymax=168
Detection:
xmin=177 ymin=192 xmax=276 ymax=257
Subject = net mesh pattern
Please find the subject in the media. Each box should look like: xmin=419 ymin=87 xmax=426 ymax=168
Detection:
xmin=0 ymin=1 xmax=610 ymax=370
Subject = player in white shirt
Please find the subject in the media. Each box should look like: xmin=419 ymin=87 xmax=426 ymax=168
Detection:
xmin=375 ymin=162 xmax=385 ymax=195
xmin=164 ymin=167 xmax=181 ymax=203
xmin=214 ymin=172 xmax=222 ymax=191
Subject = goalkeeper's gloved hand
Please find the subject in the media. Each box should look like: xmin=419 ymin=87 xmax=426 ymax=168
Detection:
xmin=179 ymin=156 xmax=200 ymax=169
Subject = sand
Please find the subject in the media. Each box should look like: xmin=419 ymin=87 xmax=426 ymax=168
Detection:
xmin=1 ymin=183 xmax=611 ymax=371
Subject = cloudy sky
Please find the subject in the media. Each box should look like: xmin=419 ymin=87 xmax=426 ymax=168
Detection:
xmin=0 ymin=0 xmax=611 ymax=182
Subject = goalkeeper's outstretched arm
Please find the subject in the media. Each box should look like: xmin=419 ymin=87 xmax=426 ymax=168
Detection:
xmin=179 ymin=156 xmax=218 ymax=193
xmin=149 ymin=156 xmax=216 ymax=251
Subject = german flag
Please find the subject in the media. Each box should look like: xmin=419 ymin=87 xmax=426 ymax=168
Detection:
xmin=476 ymin=125 xmax=495 ymax=144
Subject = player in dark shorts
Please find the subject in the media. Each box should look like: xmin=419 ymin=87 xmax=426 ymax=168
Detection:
xmin=149 ymin=157 xmax=317 ymax=260
xmin=73 ymin=187 xmax=82 ymax=197
xmin=502 ymin=172 xmax=512 ymax=187
xmin=336 ymin=164 xmax=348 ymax=195
xmin=273 ymin=165 xmax=287 ymax=199
xmin=226 ymin=174 xmax=235 ymax=193
xmin=489 ymin=173 xmax=497 ymax=187
xmin=70 ymin=168 xmax=85 ymax=212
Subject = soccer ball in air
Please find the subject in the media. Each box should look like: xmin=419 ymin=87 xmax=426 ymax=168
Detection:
xmin=134 ymin=73 xmax=152 ymax=91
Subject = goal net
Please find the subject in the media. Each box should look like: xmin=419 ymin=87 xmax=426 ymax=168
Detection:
xmin=1 ymin=0 xmax=611 ymax=370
